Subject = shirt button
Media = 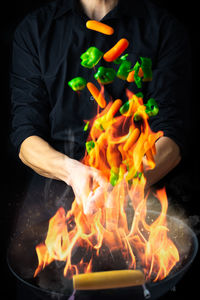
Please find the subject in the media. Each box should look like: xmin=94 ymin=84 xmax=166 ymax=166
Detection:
xmin=90 ymin=96 xmax=94 ymax=101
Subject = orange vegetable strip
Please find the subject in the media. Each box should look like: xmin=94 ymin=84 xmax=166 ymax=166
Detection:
xmin=103 ymin=38 xmax=129 ymax=62
xmin=86 ymin=20 xmax=114 ymax=35
xmin=127 ymin=68 xmax=143 ymax=83
xmin=107 ymin=144 xmax=122 ymax=169
xmin=138 ymin=67 xmax=144 ymax=78
xmin=127 ymin=70 xmax=135 ymax=82
xmin=87 ymin=82 xmax=106 ymax=108
xmin=123 ymin=128 xmax=140 ymax=152
xmin=106 ymin=99 xmax=123 ymax=120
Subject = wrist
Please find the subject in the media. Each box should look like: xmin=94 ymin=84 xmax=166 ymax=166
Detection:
xmin=47 ymin=151 xmax=73 ymax=184
xmin=58 ymin=155 xmax=73 ymax=185
xmin=61 ymin=156 xmax=81 ymax=186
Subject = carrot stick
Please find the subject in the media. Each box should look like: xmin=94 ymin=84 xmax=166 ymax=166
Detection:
xmin=127 ymin=70 xmax=135 ymax=82
xmin=123 ymin=128 xmax=140 ymax=152
xmin=138 ymin=67 xmax=144 ymax=78
xmin=107 ymin=144 xmax=122 ymax=169
xmin=127 ymin=67 xmax=144 ymax=83
xmin=86 ymin=20 xmax=114 ymax=35
xmin=87 ymin=82 xmax=106 ymax=108
xmin=106 ymin=99 xmax=123 ymax=121
xmin=103 ymin=39 xmax=129 ymax=62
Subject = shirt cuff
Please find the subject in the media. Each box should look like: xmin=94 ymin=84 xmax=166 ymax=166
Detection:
xmin=10 ymin=127 xmax=48 ymax=155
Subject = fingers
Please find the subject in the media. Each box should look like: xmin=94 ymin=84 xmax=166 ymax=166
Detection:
xmin=84 ymin=186 xmax=105 ymax=215
xmin=69 ymin=164 xmax=108 ymax=215
xmin=91 ymin=168 xmax=107 ymax=187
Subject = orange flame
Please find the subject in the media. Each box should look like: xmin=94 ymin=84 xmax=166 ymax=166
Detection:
xmin=34 ymin=90 xmax=179 ymax=282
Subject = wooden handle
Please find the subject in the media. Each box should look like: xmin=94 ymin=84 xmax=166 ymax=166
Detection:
xmin=73 ymin=270 xmax=145 ymax=290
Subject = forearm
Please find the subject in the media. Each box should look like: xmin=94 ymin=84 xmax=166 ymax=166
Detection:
xmin=19 ymin=135 xmax=181 ymax=192
xmin=143 ymin=136 xmax=181 ymax=189
xmin=19 ymin=135 xmax=73 ymax=183
xmin=19 ymin=136 xmax=107 ymax=211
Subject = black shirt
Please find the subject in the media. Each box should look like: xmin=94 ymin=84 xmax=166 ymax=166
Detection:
xmin=10 ymin=0 xmax=191 ymax=160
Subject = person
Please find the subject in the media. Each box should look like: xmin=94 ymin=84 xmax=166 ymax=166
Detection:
xmin=9 ymin=0 xmax=191 ymax=298
xmin=10 ymin=0 xmax=191 ymax=207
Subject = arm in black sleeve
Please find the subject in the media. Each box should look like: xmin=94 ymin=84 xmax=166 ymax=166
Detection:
xmin=10 ymin=15 xmax=50 ymax=155
xmin=145 ymin=15 xmax=192 ymax=159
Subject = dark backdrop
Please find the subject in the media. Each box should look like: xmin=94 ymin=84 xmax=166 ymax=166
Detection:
xmin=1 ymin=0 xmax=200 ymax=298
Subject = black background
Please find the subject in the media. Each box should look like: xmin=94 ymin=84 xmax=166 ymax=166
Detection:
xmin=0 ymin=0 xmax=200 ymax=298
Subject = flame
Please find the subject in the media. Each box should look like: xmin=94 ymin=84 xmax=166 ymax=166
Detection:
xmin=34 ymin=90 xmax=179 ymax=282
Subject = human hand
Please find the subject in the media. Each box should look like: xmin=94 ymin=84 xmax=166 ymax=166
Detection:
xmin=65 ymin=158 xmax=108 ymax=215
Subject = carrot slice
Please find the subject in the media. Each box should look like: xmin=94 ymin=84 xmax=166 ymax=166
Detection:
xmin=127 ymin=70 xmax=135 ymax=82
xmin=127 ymin=68 xmax=144 ymax=83
xmin=107 ymin=144 xmax=122 ymax=169
xmin=106 ymin=99 xmax=123 ymax=121
xmin=103 ymin=39 xmax=129 ymax=62
xmin=138 ymin=67 xmax=144 ymax=78
xmin=87 ymin=82 xmax=106 ymax=108
xmin=86 ymin=20 xmax=114 ymax=35
xmin=123 ymin=128 xmax=140 ymax=152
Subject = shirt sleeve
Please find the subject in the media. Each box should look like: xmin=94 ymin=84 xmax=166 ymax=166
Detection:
xmin=10 ymin=15 xmax=50 ymax=154
xmin=145 ymin=15 xmax=192 ymax=158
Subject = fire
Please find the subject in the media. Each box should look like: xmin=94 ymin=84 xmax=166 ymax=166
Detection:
xmin=34 ymin=89 xmax=180 ymax=282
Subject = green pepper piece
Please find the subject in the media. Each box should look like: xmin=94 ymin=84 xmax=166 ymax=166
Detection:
xmin=110 ymin=168 xmax=119 ymax=186
xmin=133 ymin=61 xmax=142 ymax=88
xmin=134 ymin=113 xmax=142 ymax=122
xmin=136 ymin=92 xmax=144 ymax=98
xmin=145 ymin=98 xmax=159 ymax=117
xmin=134 ymin=171 xmax=143 ymax=179
xmin=128 ymin=179 xmax=133 ymax=187
xmin=83 ymin=121 xmax=90 ymax=132
xmin=86 ymin=141 xmax=95 ymax=154
xmin=113 ymin=54 xmax=129 ymax=64
xmin=80 ymin=47 xmax=103 ymax=69
xmin=119 ymin=98 xmax=135 ymax=115
xmin=68 ymin=77 xmax=87 ymax=91
xmin=117 ymin=60 xmax=132 ymax=80
xmin=140 ymin=57 xmax=152 ymax=81
xmin=120 ymin=100 xmax=130 ymax=115
xmin=113 ymin=58 xmax=121 ymax=65
xmin=94 ymin=117 xmax=105 ymax=131
xmin=120 ymin=93 xmax=144 ymax=116
xmin=122 ymin=160 xmax=130 ymax=171
xmin=94 ymin=66 xmax=116 ymax=84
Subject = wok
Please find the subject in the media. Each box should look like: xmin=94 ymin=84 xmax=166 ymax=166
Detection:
xmin=7 ymin=211 xmax=198 ymax=299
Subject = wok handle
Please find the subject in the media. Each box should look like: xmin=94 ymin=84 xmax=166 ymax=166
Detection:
xmin=73 ymin=270 xmax=145 ymax=290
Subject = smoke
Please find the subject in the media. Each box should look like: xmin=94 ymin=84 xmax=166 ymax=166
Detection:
xmin=42 ymin=128 xmax=78 ymax=216
xmin=188 ymin=215 xmax=200 ymax=235
xmin=64 ymin=128 xmax=76 ymax=159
